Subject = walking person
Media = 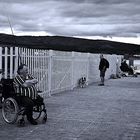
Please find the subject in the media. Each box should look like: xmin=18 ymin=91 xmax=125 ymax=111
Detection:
xmin=98 ymin=54 xmax=109 ymax=86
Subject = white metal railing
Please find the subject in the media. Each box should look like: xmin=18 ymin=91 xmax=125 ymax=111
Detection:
xmin=0 ymin=46 xmax=122 ymax=98
xmin=19 ymin=48 xmax=92 ymax=97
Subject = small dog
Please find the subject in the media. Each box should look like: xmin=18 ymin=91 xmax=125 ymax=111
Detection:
xmin=79 ymin=77 xmax=87 ymax=88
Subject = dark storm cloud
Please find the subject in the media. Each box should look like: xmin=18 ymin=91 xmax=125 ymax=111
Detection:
xmin=0 ymin=0 xmax=140 ymax=37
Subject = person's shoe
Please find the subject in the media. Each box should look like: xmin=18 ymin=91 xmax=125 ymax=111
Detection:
xmin=30 ymin=119 xmax=38 ymax=125
xmin=98 ymin=83 xmax=104 ymax=86
xmin=27 ymin=118 xmax=38 ymax=125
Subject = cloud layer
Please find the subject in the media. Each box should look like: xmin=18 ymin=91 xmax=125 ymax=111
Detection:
xmin=0 ymin=0 xmax=140 ymax=38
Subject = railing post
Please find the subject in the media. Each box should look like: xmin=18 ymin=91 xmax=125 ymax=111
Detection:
xmin=71 ymin=51 xmax=75 ymax=90
xmin=14 ymin=47 xmax=19 ymax=76
xmin=10 ymin=47 xmax=13 ymax=78
xmin=4 ymin=47 xmax=8 ymax=79
xmin=86 ymin=53 xmax=90 ymax=85
xmin=48 ymin=50 xmax=53 ymax=96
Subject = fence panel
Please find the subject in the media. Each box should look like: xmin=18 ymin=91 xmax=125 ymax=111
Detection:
xmin=20 ymin=48 xmax=49 ymax=98
xmin=0 ymin=46 xmax=122 ymax=98
xmin=51 ymin=55 xmax=72 ymax=94
xmin=0 ymin=46 xmax=18 ymax=79
xmin=73 ymin=53 xmax=89 ymax=86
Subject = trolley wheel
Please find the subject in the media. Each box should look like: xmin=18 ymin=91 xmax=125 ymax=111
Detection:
xmin=2 ymin=97 xmax=19 ymax=124
xmin=32 ymin=106 xmax=42 ymax=120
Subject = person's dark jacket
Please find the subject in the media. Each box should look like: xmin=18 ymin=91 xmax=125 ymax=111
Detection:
xmin=120 ymin=62 xmax=134 ymax=74
xmin=99 ymin=58 xmax=109 ymax=71
xmin=120 ymin=62 xmax=128 ymax=71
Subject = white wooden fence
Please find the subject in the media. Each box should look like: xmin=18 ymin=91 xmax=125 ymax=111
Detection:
xmin=0 ymin=45 xmax=18 ymax=79
xmin=0 ymin=45 xmax=122 ymax=98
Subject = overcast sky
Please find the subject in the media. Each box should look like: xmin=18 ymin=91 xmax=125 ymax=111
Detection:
xmin=0 ymin=0 xmax=140 ymax=44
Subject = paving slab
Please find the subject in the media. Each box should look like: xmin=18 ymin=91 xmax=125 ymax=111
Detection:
xmin=1 ymin=76 xmax=140 ymax=140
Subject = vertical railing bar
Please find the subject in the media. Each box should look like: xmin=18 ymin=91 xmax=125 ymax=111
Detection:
xmin=42 ymin=51 xmax=45 ymax=93
xmin=71 ymin=51 xmax=74 ymax=89
xmin=23 ymin=48 xmax=26 ymax=64
xmin=86 ymin=53 xmax=90 ymax=85
xmin=10 ymin=47 xmax=13 ymax=78
xmin=4 ymin=47 xmax=8 ymax=78
xmin=25 ymin=48 xmax=27 ymax=66
xmin=28 ymin=49 xmax=31 ymax=73
xmin=36 ymin=49 xmax=39 ymax=89
xmin=0 ymin=47 xmax=2 ymax=80
xmin=32 ymin=49 xmax=35 ymax=76
xmin=14 ymin=47 xmax=19 ymax=76
xmin=27 ymin=48 xmax=29 ymax=70
xmin=48 ymin=50 xmax=53 ymax=96
xmin=31 ymin=49 xmax=33 ymax=74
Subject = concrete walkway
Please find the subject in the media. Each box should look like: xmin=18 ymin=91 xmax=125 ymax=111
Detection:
xmin=1 ymin=76 xmax=140 ymax=140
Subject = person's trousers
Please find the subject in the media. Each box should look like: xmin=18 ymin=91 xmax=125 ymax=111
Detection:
xmin=100 ymin=70 xmax=106 ymax=84
xmin=16 ymin=95 xmax=44 ymax=120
